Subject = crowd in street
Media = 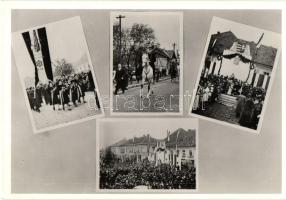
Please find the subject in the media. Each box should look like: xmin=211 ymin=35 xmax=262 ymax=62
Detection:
xmin=26 ymin=71 xmax=100 ymax=112
xmin=100 ymin=159 xmax=196 ymax=189
xmin=193 ymin=74 xmax=265 ymax=129
xmin=113 ymin=48 xmax=178 ymax=95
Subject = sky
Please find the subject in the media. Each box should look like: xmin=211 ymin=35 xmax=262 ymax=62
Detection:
xmin=12 ymin=16 xmax=89 ymax=83
xmin=99 ymin=119 xmax=198 ymax=149
xmin=210 ymin=17 xmax=281 ymax=49
xmin=112 ymin=12 xmax=182 ymax=50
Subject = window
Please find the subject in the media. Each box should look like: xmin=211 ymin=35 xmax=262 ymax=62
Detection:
xmin=189 ymin=150 xmax=193 ymax=158
xmin=257 ymin=74 xmax=264 ymax=87
xmin=182 ymin=150 xmax=186 ymax=157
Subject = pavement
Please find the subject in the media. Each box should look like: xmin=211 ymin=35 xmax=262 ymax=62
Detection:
xmin=33 ymin=91 xmax=102 ymax=130
xmin=127 ymin=77 xmax=172 ymax=89
xmin=192 ymin=102 xmax=240 ymax=125
xmin=112 ymin=79 xmax=180 ymax=113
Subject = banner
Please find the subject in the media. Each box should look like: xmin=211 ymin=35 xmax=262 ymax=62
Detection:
xmin=22 ymin=27 xmax=53 ymax=86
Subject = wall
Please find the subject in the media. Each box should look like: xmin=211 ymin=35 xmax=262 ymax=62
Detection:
xmin=219 ymin=58 xmax=250 ymax=81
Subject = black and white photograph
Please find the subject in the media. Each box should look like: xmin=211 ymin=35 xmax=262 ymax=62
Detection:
xmin=97 ymin=118 xmax=198 ymax=191
xmin=189 ymin=17 xmax=281 ymax=133
xmin=110 ymin=12 xmax=183 ymax=114
xmin=12 ymin=16 xmax=104 ymax=133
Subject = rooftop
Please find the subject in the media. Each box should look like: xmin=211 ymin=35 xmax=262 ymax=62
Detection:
xmin=110 ymin=128 xmax=196 ymax=148
xmin=208 ymin=31 xmax=277 ymax=67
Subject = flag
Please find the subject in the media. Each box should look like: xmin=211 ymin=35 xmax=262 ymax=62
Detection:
xmin=256 ymin=33 xmax=264 ymax=47
xmin=31 ymin=29 xmax=48 ymax=84
xmin=175 ymin=130 xmax=180 ymax=152
xmin=147 ymin=134 xmax=150 ymax=155
xmin=236 ymin=43 xmax=246 ymax=53
xmin=22 ymin=31 xmax=39 ymax=86
xmin=22 ymin=27 xmax=53 ymax=86
xmin=211 ymin=39 xmax=217 ymax=48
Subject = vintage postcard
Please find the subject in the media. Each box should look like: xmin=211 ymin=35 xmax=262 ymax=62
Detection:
xmin=96 ymin=118 xmax=198 ymax=191
xmin=189 ymin=17 xmax=281 ymax=133
xmin=110 ymin=12 xmax=183 ymax=115
xmin=12 ymin=16 xmax=104 ymax=133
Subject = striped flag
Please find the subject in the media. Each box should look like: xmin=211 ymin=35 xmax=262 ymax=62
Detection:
xmin=22 ymin=27 xmax=53 ymax=86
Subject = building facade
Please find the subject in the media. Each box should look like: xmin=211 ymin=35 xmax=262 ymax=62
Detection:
xmin=203 ymin=31 xmax=277 ymax=91
xmin=110 ymin=128 xmax=196 ymax=170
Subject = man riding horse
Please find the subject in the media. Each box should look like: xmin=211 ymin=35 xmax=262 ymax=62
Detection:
xmin=140 ymin=52 xmax=154 ymax=98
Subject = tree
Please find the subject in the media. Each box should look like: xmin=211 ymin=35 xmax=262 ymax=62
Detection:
xmin=130 ymin=23 xmax=156 ymax=51
xmin=53 ymin=59 xmax=74 ymax=77
xmin=102 ymin=146 xmax=116 ymax=166
xmin=113 ymin=23 xmax=158 ymax=70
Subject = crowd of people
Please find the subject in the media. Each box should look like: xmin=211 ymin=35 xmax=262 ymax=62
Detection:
xmin=26 ymin=71 xmax=100 ymax=112
xmin=193 ymin=74 xmax=265 ymax=129
xmin=100 ymin=159 xmax=196 ymax=189
xmin=113 ymin=46 xmax=179 ymax=95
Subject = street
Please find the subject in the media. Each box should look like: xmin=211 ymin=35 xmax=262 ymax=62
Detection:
xmin=112 ymin=79 xmax=180 ymax=112
xmin=33 ymin=92 xmax=102 ymax=130
xmin=192 ymin=102 xmax=240 ymax=125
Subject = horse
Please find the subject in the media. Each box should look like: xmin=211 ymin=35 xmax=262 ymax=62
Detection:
xmin=140 ymin=53 xmax=154 ymax=98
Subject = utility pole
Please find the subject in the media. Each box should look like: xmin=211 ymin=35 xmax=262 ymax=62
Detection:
xmin=116 ymin=14 xmax=125 ymax=65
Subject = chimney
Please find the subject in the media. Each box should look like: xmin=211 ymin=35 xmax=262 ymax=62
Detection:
xmin=167 ymin=130 xmax=170 ymax=142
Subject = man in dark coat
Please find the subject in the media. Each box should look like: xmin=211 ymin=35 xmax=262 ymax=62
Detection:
xmin=87 ymin=71 xmax=95 ymax=92
xmin=114 ymin=64 xmax=127 ymax=95
xmin=78 ymin=78 xmax=87 ymax=103
xmin=42 ymin=84 xmax=52 ymax=105
xmin=26 ymin=88 xmax=33 ymax=109
xmin=251 ymin=99 xmax=263 ymax=129
xmin=148 ymin=46 xmax=157 ymax=82
xmin=134 ymin=46 xmax=143 ymax=83
xmin=135 ymin=66 xmax=142 ymax=84
xmin=236 ymin=94 xmax=246 ymax=118
xmin=239 ymin=96 xmax=255 ymax=128
xmin=170 ymin=59 xmax=177 ymax=82
xmin=33 ymin=85 xmax=42 ymax=112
